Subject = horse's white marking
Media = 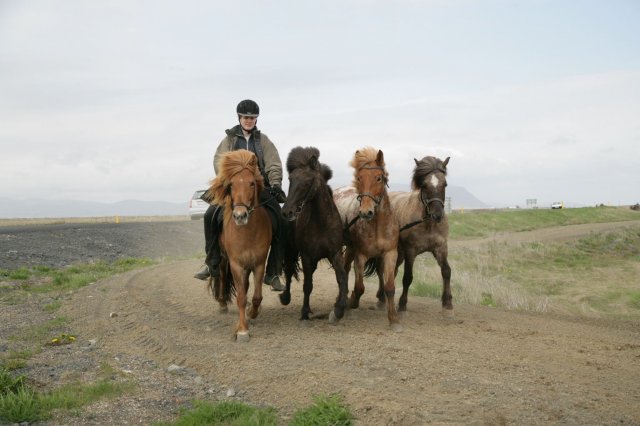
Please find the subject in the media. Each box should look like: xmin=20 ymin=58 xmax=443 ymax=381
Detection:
xmin=429 ymin=174 xmax=439 ymax=188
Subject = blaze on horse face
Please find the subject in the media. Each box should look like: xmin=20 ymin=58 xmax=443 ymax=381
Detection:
xmin=228 ymin=168 xmax=259 ymax=226
xmin=415 ymin=156 xmax=449 ymax=223
xmin=354 ymin=149 xmax=387 ymax=221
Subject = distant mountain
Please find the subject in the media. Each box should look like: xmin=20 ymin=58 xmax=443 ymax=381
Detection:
xmin=386 ymin=184 xmax=488 ymax=210
xmin=0 ymin=184 xmax=487 ymax=218
xmin=0 ymin=197 xmax=187 ymax=219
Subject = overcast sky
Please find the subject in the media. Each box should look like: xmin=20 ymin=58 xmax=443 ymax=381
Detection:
xmin=1 ymin=0 xmax=639 ymax=208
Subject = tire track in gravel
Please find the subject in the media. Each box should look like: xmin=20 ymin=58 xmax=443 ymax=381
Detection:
xmin=64 ymin=250 xmax=640 ymax=425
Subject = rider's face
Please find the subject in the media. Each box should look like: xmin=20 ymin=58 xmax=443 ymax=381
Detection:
xmin=239 ymin=115 xmax=257 ymax=132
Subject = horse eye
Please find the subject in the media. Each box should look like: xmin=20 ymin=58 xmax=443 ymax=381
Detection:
xmin=376 ymin=176 xmax=382 ymax=182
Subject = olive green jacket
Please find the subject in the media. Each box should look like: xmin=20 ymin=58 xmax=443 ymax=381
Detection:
xmin=213 ymin=125 xmax=283 ymax=187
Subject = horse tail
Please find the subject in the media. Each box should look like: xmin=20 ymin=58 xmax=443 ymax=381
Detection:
xmin=223 ymin=262 xmax=236 ymax=301
xmin=212 ymin=261 xmax=234 ymax=304
xmin=363 ymin=257 xmax=379 ymax=278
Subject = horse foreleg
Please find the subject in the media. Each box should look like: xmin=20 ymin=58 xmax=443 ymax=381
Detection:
xmin=230 ymin=263 xmax=249 ymax=341
xmin=377 ymin=250 xmax=404 ymax=309
xmin=434 ymin=248 xmax=453 ymax=318
xmin=349 ymin=254 xmax=366 ymax=309
xmin=249 ymin=263 xmax=265 ymax=320
xmin=398 ymin=252 xmax=415 ymax=312
xmin=382 ymin=250 xmax=401 ymax=331
xmin=329 ymin=250 xmax=348 ymax=323
xmin=300 ymin=257 xmax=317 ymax=321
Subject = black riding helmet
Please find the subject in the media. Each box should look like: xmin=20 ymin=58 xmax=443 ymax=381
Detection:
xmin=236 ymin=99 xmax=259 ymax=117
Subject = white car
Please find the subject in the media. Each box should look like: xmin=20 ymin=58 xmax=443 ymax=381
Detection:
xmin=551 ymin=201 xmax=563 ymax=209
xmin=189 ymin=190 xmax=210 ymax=219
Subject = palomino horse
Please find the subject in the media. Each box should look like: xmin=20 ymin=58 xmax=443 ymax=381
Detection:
xmin=374 ymin=156 xmax=453 ymax=318
xmin=207 ymin=149 xmax=272 ymax=341
xmin=333 ymin=148 xmax=401 ymax=331
xmin=280 ymin=146 xmax=348 ymax=324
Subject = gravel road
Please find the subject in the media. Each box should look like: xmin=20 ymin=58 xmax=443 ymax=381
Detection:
xmin=1 ymin=219 xmax=640 ymax=425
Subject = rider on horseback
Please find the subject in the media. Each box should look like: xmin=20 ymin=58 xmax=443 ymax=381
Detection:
xmin=194 ymin=99 xmax=287 ymax=291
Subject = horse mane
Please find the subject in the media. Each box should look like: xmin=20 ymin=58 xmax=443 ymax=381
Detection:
xmin=208 ymin=150 xmax=264 ymax=206
xmin=287 ymin=146 xmax=333 ymax=182
xmin=412 ymin=156 xmax=448 ymax=190
xmin=350 ymin=147 xmax=387 ymax=187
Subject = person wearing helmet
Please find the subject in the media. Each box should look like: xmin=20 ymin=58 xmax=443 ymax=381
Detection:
xmin=194 ymin=100 xmax=287 ymax=291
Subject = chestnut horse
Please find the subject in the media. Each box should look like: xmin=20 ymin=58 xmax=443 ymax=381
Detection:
xmin=333 ymin=148 xmax=401 ymax=331
xmin=207 ymin=150 xmax=272 ymax=341
xmin=280 ymin=146 xmax=348 ymax=324
xmin=374 ymin=156 xmax=453 ymax=318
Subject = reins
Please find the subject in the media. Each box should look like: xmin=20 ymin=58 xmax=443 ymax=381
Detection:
xmin=399 ymin=186 xmax=446 ymax=232
xmin=344 ymin=164 xmax=389 ymax=231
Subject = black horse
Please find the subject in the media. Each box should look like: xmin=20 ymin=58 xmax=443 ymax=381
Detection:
xmin=280 ymin=146 xmax=348 ymax=323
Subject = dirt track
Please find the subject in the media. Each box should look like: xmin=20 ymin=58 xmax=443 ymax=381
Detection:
xmin=5 ymin=218 xmax=640 ymax=425
xmin=52 ymin=220 xmax=640 ymax=425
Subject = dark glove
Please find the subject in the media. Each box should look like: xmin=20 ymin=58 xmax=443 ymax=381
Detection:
xmin=271 ymin=184 xmax=287 ymax=203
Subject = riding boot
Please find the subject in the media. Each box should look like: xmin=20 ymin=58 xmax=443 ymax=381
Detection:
xmin=264 ymin=250 xmax=284 ymax=291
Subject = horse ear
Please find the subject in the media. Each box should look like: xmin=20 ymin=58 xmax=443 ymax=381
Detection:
xmin=443 ymin=157 xmax=450 ymax=167
xmin=376 ymin=150 xmax=384 ymax=165
xmin=414 ymin=158 xmax=419 ymax=166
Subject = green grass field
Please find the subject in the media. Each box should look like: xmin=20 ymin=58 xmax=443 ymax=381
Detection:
xmin=411 ymin=207 xmax=640 ymax=319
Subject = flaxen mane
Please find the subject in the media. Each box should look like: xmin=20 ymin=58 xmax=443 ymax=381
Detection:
xmin=350 ymin=147 xmax=387 ymax=187
xmin=208 ymin=150 xmax=264 ymax=210
xmin=412 ymin=156 xmax=448 ymax=190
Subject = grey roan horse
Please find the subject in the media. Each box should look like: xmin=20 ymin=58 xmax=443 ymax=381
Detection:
xmin=373 ymin=156 xmax=453 ymax=317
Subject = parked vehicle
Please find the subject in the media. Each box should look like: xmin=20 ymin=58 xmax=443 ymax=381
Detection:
xmin=551 ymin=201 xmax=564 ymax=209
xmin=189 ymin=190 xmax=209 ymax=219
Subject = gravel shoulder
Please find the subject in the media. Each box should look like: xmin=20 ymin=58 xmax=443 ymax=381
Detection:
xmin=2 ymin=219 xmax=640 ymax=425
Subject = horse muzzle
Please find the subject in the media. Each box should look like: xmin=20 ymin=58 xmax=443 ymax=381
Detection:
xmin=358 ymin=209 xmax=375 ymax=221
xmin=232 ymin=209 xmax=250 ymax=225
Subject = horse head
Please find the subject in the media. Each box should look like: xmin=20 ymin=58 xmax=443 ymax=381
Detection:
xmin=413 ymin=156 xmax=449 ymax=223
xmin=209 ymin=149 xmax=264 ymax=226
xmin=352 ymin=148 xmax=388 ymax=220
xmin=282 ymin=146 xmax=331 ymax=221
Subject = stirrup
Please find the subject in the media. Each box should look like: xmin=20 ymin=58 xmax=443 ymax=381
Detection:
xmin=264 ymin=275 xmax=284 ymax=291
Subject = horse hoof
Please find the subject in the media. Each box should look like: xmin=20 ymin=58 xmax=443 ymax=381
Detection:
xmin=442 ymin=308 xmax=455 ymax=320
xmin=236 ymin=331 xmax=250 ymax=342
xmin=279 ymin=292 xmax=291 ymax=305
xmin=218 ymin=305 xmax=228 ymax=314
xmin=376 ymin=300 xmax=385 ymax=310
xmin=328 ymin=311 xmax=340 ymax=325
xmin=398 ymin=310 xmax=407 ymax=319
xmin=390 ymin=323 xmax=403 ymax=333
xmin=299 ymin=319 xmax=313 ymax=328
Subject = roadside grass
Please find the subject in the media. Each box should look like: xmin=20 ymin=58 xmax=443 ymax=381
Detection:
xmin=158 ymin=394 xmax=353 ymax=426
xmin=448 ymin=206 xmax=639 ymax=239
xmin=0 ymin=364 xmax=133 ymax=423
xmin=0 ymin=257 xmax=156 ymax=304
xmin=1 ymin=258 xmax=156 ymax=368
xmin=411 ymin=225 xmax=640 ymax=319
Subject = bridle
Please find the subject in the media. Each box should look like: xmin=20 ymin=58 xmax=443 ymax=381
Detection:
xmin=399 ymin=174 xmax=446 ymax=232
xmin=355 ymin=165 xmax=388 ymax=207
xmin=344 ymin=165 xmax=389 ymax=230
xmin=419 ymin=186 xmax=445 ymax=217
